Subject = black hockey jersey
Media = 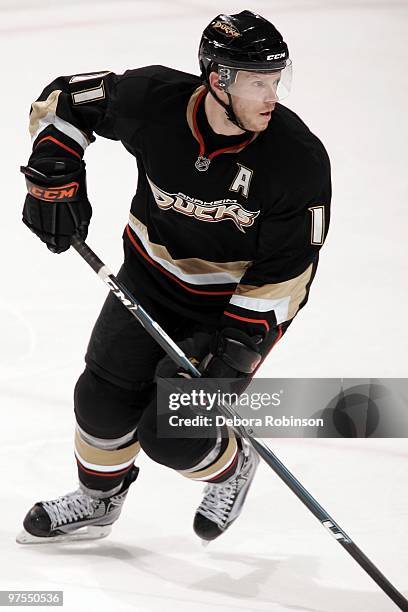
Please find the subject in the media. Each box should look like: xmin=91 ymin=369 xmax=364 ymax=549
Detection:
xmin=26 ymin=65 xmax=331 ymax=356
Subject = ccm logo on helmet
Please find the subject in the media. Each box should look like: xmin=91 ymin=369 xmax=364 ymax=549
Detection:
xmin=267 ymin=53 xmax=286 ymax=60
xmin=211 ymin=20 xmax=241 ymax=38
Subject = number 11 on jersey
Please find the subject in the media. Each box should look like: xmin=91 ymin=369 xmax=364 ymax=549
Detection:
xmin=309 ymin=205 xmax=325 ymax=245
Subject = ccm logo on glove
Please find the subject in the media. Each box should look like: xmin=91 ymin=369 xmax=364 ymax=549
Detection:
xmin=26 ymin=179 xmax=79 ymax=202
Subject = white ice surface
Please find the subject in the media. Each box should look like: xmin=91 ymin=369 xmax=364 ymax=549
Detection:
xmin=1 ymin=1 xmax=407 ymax=611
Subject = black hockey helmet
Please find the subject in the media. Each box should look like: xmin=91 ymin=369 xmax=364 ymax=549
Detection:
xmin=198 ymin=10 xmax=292 ymax=130
xmin=199 ymin=10 xmax=290 ymax=77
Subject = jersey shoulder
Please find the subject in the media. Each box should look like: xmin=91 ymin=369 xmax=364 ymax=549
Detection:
xmin=270 ymin=103 xmax=330 ymax=172
xmin=117 ymin=65 xmax=200 ymax=95
xmin=113 ymin=65 xmax=200 ymax=129
xmin=259 ymin=105 xmax=331 ymax=216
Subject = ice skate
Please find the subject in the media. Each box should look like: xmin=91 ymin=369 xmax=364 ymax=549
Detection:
xmin=16 ymin=466 xmax=139 ymax=544
xmin=193 ymin=440 xmax=259 ymax=543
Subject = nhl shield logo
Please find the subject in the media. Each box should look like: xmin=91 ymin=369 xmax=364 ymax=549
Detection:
xmin=195 ymin=156 xmax=211 ymax=172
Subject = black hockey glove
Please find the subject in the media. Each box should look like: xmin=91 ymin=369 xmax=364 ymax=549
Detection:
xmin=200 ymin=328 xmax=262 ymax=378
xmin=156 ymin=328 xmax=262 ymax=380
xmin=21 ymin=157 xmax=92 ymax=254
xmin=155 ymin=329 xmax=262 ymax=419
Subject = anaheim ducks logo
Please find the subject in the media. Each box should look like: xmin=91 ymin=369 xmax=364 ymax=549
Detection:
xmin=147 ymin=177 xmax=259 ymax=234
xmin=211 ymin=20 xmax=241 ymax=38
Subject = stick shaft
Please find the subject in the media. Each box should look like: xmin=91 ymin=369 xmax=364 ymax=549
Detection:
xmin=71 ymin=235 xmax=200 ymax=376
xmin=250 ymin=438 xmax=408 ymax=610
xmin=72 ymin=235 xmax=407 ymax=610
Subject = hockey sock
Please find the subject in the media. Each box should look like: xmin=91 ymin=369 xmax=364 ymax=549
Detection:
xmin=74 ymin=424 xmax=140 ymax=493
xmin=177 ymin=429 xmax=240 ymax=483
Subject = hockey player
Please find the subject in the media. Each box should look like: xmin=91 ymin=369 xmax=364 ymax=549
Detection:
xmin=18 ymin=10 xmax=331 ymax=544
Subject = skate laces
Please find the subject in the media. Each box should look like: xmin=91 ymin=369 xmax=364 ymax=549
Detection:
xmin=197 ymin=446 xmax=259 ymax=529
xmin=198 ymin=480 xmax=239 ymax=528
xmin=42 ymin=491 xmax=100 ymax=529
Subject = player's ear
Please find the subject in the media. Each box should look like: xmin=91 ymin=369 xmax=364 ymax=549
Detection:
xmin=209 ymin=71 xmax=220 ymax=90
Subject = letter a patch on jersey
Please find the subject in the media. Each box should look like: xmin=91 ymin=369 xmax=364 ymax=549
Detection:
xmin=230 ymin=163 xmax=253 ymax=199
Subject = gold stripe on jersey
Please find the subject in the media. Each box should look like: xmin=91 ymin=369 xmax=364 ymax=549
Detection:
xmin=29 ymin=90 xmax=61 ymax=138
xmin=186 ymin=85 xmax=206 ymax=141
xmin=231 ymin=263 xmax=314 ymax=323
xmin=75 ymin=429 xmax=140 ymax=467
xmin=178 ymin=434 xmax=238 ymax=481
xmin=129 ymin=213 xmax=251 ymax=284
xmin=29 ymin=90 xmax=90 ymax=150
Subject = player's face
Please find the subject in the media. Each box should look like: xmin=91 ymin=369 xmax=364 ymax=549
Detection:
xmin=229 ymin=71 xmax=280 ymax=132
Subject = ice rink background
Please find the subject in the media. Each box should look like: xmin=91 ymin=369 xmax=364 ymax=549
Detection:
xmin=0 ymin=0 xmax=407 ymax=610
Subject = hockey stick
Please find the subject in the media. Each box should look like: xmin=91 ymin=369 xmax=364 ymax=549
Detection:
xmin=71 ymin=234 xmax=408 ymax=611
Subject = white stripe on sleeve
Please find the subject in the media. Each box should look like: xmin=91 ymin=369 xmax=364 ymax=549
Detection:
xmin=229 ymin=294 xmax=290 ymax=323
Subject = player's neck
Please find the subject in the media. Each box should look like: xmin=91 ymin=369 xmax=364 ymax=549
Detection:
xmin=204 ymin=92 xmax=245 ymax=137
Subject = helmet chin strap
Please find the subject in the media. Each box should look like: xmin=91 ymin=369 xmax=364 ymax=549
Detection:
xmin=208 ymin=85 xmax=252 ymax=134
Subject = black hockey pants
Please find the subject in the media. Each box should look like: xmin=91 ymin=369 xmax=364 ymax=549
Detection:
xmin=73 ymin=265 xmax=237 ymax=492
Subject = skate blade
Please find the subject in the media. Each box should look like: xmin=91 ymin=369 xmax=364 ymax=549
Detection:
xmin=201 ymin=539 xmax=210 ymax=548
xmin=16 ymin=524 xmax=112 ymax=545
